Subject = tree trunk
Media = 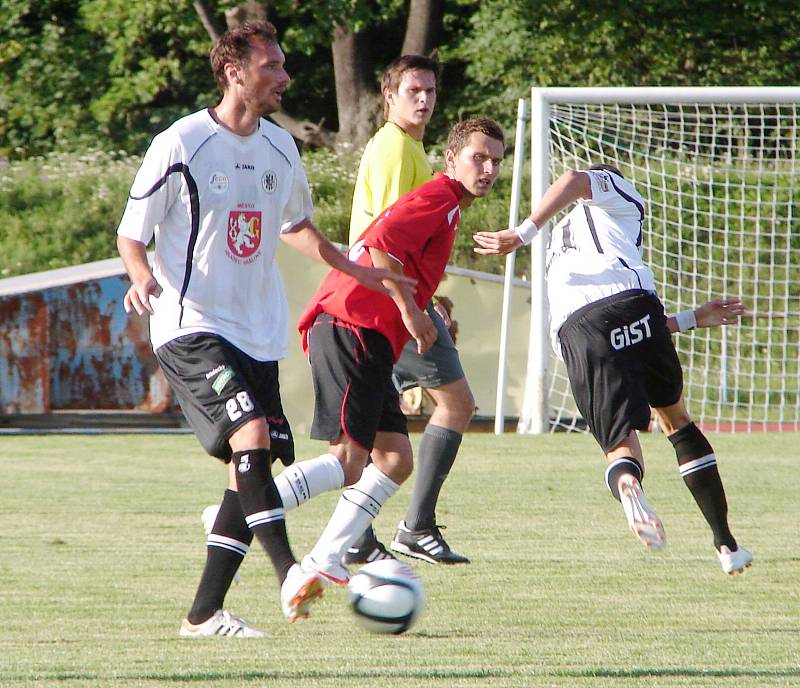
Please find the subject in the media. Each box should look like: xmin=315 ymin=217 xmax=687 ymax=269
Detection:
xmin=401 ymin=0 xmax=444 ymax=56
xmin=331 ymin=23 xmax=382 ymax=147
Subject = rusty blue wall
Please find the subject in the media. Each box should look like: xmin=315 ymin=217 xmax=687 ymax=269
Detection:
xmin=0 ymin=272 xmax=172 ymax=414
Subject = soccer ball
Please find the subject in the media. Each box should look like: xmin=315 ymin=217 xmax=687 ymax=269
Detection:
xmin=346 ymin=559 xmax=424 ymax=634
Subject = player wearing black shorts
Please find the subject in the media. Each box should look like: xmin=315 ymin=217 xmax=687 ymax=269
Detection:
xmin=474 ymin=164 xmax=752 ymax=575
xmin=117 ymin=22 xmax=412 ymax=637
xmin=288 ymin=119 xmax=504 ymax=585
xmin=345 ymin=55 xmax=472 ymax=566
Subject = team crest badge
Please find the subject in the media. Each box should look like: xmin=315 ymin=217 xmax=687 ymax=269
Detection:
xmin=261 ymin=170 xmax=277 ymax=193
xmin=227 ymin=211 xmax=262 ymax=258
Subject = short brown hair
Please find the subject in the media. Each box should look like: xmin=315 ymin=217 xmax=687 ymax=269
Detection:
xmin=210 ymin=22 xmax=279 ymax=93
xmin=380 ymin=54 xmax=441 ymax=119
xmin=446 ymin=118 xmax=506 ymax=156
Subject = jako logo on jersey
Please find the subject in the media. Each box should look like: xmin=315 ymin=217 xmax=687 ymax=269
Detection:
xmin=262 ymin=170 xmax=277 ymax=193
xmin=610 ymin=314 xmax=652 ymax=350
xmin=235 ymin=162 xmax=255 ymax=170
xmin=227 ymin=211 xmax=262 ymax=259
xmin=238 ymin=454 xmax=251 ymax=473
xmin=209 ymin=172 xmax=229 ymax=194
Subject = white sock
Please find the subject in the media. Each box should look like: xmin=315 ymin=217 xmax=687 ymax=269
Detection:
xmin=274 ymin=453 xmax=344 ymax=511
xmin=308 ymin=464 xmax=401 ymax=566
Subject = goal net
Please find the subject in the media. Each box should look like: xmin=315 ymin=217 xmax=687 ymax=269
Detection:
xmin=518 ymin=87 xmax=800 ymax=434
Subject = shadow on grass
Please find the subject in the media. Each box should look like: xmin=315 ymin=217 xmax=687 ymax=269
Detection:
xmin=22 ymin=668 xmax=511 ymax=683
xmin=558 ymin=668 xmax=800 ymax=679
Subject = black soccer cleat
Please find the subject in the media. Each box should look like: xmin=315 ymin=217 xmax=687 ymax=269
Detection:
xmin=342 ymin=538 xmax=397 ymax=566
xmin=390 ymin=521 xmax=470 ymax=565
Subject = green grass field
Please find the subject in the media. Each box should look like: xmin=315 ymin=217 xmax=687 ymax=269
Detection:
xmin=1 ymin=432 xmax=797 ymax=687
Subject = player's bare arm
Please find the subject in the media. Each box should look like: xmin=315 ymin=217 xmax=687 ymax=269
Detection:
xmin=666 ymin=298 xmax=747 ymax=334
xmin=281 ymin=219 xmax=416 ymax=296
xmin=368 ymin=247 xmax=437 ymax=354
xmin=473 ymin=169 xmax=592 ymax=255
xmin=117 ymin=236 xmax=163 ymax=315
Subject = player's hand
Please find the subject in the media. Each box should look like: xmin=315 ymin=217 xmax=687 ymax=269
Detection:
xmin=406 ymin=309 xmax=437 ymax=354
xmin=432 ymin=300 xmax=451 ymax=329
xmin=472 ymin=229 xmax=523 ymax=256
xmin=350 ymin=263 xmax=417 ymax=296
xmin=694 ymin=298 xmax=747 ymax=328
xmin=124 ymin=276 xmax=162 ymax=315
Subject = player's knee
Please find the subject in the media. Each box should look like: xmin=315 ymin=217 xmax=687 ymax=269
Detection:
xmin=229 ymin=417 xmax=269 ymax=452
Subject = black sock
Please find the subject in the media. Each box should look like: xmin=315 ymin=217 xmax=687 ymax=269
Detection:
xmin=234 ymin=449 xmax=296 ymax=584
xmin=404 ymin=425 xmax=462 ymax=530
xmin=187 ymin=489 xmax=252 ymax=625
xmin=668 ymin=422 xmax=736 ymax=550
xmin=604 ymin=457 xmax=643 ymax=501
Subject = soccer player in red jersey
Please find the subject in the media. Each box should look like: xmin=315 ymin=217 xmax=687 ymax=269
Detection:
xmin=293 ymin=118 xmax=505 ymax=583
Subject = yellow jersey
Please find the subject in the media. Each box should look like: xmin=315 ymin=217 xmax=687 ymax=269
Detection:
xmin=348 ymin=122 xmax=433 ymax=246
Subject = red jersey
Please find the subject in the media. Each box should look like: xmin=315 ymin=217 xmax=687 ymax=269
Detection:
xmin=299 ymin=173 xmax=463 ymax=360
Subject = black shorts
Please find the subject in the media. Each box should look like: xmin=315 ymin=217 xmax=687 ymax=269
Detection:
xmin=155 ymin=333 xmax=293 ymax=463
xmin=559 ymin=290 xmax=683 ymax=453
xmin=392 ymin=303 xmax=465 ymax=392
xmin=307 ymin=313 xmax=407 ymax=450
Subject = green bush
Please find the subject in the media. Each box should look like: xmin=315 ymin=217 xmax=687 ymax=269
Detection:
xmin=0 ymin=146 xmax=523 ymax=279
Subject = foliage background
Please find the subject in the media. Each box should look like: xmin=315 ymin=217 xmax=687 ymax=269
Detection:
xmin=1 ymin=0 xmax=799 ymax=277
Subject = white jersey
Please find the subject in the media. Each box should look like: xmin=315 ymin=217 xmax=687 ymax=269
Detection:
xmin=117 ymin=109 xmax=313 ymax=360
xmin=546 ymin=168 xmax=656 ymax=354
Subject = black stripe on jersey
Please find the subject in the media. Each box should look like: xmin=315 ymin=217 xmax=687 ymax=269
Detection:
xmin=607 ymin=175 xmax=645 ymax=248
xmin=617 ymin=256 xmax=643 ymax=289
xmin=583 ymin=206 xmax=604 ymax=253
xmin=260 ymin=132 xmax=292 ymax=167
xmin=129 ymin=162 xmax=200 ymax=327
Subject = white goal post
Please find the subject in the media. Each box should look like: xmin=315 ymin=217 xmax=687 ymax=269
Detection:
xmin=504 ymin=87 xmax=800 ymax=434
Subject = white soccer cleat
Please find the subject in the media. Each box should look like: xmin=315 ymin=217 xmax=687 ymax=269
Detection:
xmin=301 ymin=553 xmax=351 ymax=586
xmin=619 ymin=475 xmax=666 ymax=551
xmin=179 ymin=609 xmax=267 ymax=638
xmin=280 ymin=564 xmax=325 ymax=623
xmin=201 ymin=504 xmax=242 ymax=585
xmin=717 ymin=545 xmax=753 ymax=575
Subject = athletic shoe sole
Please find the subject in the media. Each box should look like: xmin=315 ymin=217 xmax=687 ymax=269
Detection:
xmin=619 ymin=478 xmax=666 ymax=551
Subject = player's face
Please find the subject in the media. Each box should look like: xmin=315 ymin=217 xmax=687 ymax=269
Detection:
xmin=238 ymin=38 xmax=290 ymax=116
xmin=385 ymin=69 xmax=437 ymax=138
xmin=446 ymin=132 xmax=504 ymax=200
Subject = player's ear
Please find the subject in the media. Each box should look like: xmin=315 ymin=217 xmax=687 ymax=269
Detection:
xmin=444 ymin=148 xmax=456 ymax=173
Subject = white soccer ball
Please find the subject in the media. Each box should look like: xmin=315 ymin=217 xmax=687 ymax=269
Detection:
xmin=346 ymin=559 xmax=425 ymax=634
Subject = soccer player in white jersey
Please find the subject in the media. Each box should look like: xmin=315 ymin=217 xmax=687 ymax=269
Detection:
xmin=474 ymin=164 xmax=753 ymax=575
xmin=116 ymin=21 xmax=414 ymax=637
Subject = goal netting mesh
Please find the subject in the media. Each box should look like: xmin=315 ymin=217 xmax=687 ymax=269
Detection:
xmin=525 ymin=95 xmax=800 ymax=433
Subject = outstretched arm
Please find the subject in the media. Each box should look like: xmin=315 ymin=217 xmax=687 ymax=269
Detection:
xmin=666 ymin=298 xmax=748 ymax=334
xmin=473 ymin=169 xmax=591 ymax=255
xmin=281 ymin=219 xmax=416 ymax=296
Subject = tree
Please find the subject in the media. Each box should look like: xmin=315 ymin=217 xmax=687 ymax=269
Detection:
xmin=195 ymin=0 xmax=444 ymax=148
xmin=444 ymin=0 xmax=800 ymax=133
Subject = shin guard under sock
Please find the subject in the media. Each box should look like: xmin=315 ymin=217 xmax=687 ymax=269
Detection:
xmin=234 ymin=449 xmax=295 ymax=583
xmin=668 ymin=422 xmax=736 ymax=550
